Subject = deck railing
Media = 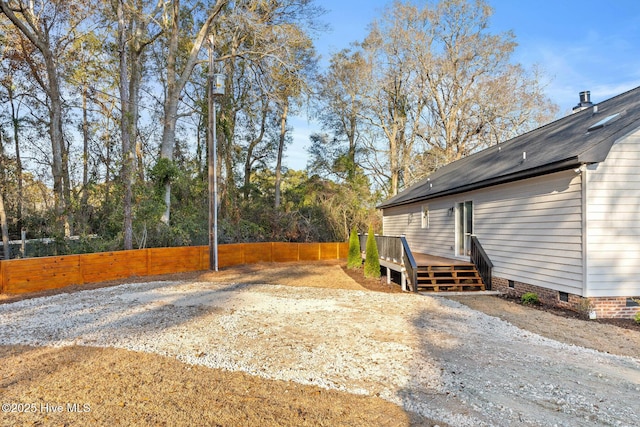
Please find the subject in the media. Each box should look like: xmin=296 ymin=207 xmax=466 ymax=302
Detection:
xmin=359 ymin=234 xmax=417 ymax=291
xmin=399 ymin=236 xmax=418 ymax=292
xmin=470 ymin=236 xmax=493 ymax=290
xmin=358 ymin=234 xmax=402 ymax=263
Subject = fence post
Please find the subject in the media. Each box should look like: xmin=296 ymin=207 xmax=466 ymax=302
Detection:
xmin=21 ymin=229 xmax=26 ymax=258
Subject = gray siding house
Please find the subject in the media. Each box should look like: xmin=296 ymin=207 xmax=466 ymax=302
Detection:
xmin=378 ymin=88 xmax=640 ymax=319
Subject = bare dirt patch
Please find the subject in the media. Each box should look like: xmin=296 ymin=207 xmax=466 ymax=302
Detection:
xmin=445 ymin=294 xmax=640 ymax=359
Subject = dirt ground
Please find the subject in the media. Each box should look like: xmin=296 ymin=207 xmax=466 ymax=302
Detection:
xmin=1 ymin=260 xmax=639 ymax=426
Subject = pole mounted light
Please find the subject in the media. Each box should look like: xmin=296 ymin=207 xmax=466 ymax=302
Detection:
xmin=208 ymin=35 xmax=225 ymax=271
xmin=213 ymin=73 xmax=225 ymax=96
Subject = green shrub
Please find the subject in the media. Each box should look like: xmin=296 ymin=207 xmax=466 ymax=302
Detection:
xmin=363 ymin=224 xmax=380 ymax=278
xmin=149 ymin=158 xmax=179 ymax=185
xmin=635 ymin=311 xmax=640 ymax=324
xmin=521 ymin=292 xmax=540 ymax=305
xmin=347 ymin=227 xmax=362 ymax=269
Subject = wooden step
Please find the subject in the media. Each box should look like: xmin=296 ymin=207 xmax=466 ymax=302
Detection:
xmin=414 ymin=264 xmax=485 ymax=292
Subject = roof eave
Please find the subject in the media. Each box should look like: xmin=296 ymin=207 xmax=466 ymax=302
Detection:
xmin=377 ymin=158 xmax=584 ymax=210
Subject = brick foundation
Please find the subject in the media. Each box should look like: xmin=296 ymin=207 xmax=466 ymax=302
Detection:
xmin=492 ymin=277 xmax=640 ymax=319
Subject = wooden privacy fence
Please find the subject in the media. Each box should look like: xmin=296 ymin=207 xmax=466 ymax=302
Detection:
xmin=0 ymin=242 xmax=348 ymax=295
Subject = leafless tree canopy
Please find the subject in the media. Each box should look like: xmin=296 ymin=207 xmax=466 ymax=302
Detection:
xmin=0 ymin=0 xmax=557 ymax=251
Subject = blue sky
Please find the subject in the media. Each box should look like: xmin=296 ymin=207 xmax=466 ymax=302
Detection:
xmin=286 ymin=0 xmax=640 ymax=170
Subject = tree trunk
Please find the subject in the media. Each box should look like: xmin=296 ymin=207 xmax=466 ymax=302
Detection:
xmin=80 ymin=81 xmax=90 ymax=234
xmin=274 ymin=101 xmax=288 ymax=209
xmin=0 ymin=189 xmax=9 ymax=260
xmin=159 ymin=98 xmax=178 ymax=224
xmin=243 ymin=103 xmax=268 ymax=199
xmin=347 ymin=112 xmax=357 ymax=181
xmin=118 ymin=0 xmax=133 ymax=250
xmin=43 ymin=47 xmax=70 ymax=236
xmin=0 ymin=129 xmax=8 ymax=259
xmin=0 ymin=127 xmax=11 ymax=259
xmin=8 ymin=85 xmax=23 ymax=232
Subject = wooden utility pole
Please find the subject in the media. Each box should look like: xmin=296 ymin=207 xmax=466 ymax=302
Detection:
xmin=208 ymin=34 xmax=226 ymax=271
xmin=207 ymin=35 xmax=217 ymax=271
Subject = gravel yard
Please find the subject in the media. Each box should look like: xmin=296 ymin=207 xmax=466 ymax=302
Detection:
xmin=1 ymin=261 xmax=639 ymax=426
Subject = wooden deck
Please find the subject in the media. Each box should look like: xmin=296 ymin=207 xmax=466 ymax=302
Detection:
xmin=378 ymin=252 xmax=485 ymax=292
xmin=358 ymin=234 xmax=488 ymax=292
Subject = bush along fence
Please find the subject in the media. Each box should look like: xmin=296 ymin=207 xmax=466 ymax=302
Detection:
xmin=0 ymin=242 xmax=348 ymax=295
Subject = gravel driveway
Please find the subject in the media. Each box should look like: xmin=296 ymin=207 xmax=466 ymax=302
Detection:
xmin=1 ymin=280 xmax=638 ymax=426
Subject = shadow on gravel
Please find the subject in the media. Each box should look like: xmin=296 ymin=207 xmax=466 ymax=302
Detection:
xmin=400 ymin=297 xmax=640 ymax=427
xmin=0 ymin=281 xmax=272 ymax=345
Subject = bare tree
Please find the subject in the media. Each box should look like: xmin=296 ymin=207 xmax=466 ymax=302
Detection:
xmin=207 ymin=0 xmax=322 ymax=213
xmin=313 ymin=48 xmax=369 ymax=181
xmin=272 ymin=45 xmax=316 ymax=208
xmin=411 ymin=0 xmax=557 ymax=167
xmin=0 ymin=0 xmax=87 ymax=236
xmin=0 ymin=72 xmax=25 ymax=232
xmin=354 ymin=0 xmax=557 ymax=196
xmin=0 ymin=190 xmax=8 ymax=259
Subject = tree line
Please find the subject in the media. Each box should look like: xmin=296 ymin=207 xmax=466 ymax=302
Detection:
xmin=0 ymin=0 xmax=557 ymax=258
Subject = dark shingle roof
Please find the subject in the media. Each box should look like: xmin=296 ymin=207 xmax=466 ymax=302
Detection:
xmin=378 ymin=86 xmax=640 ymax=209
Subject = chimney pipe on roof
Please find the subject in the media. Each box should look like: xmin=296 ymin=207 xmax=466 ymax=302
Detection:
xmin=579 ymin=91 xmax=591 ymax=104
xmin=573 ymin=90 xmax=593 ymax=113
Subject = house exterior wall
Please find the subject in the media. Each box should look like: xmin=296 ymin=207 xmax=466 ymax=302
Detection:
xmin=382 ymin=170 xmax=585 ymax=295
xmin=474 ymin=171 xmax=584 ymax=295
xmin=585 ymin=128 xmax=640 ymax=298
xmin=382 ymin=199 xmax=455 ymax=259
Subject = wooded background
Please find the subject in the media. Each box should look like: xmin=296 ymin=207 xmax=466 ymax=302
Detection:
xmin=0 ymin=0 xmax=557 ymax=259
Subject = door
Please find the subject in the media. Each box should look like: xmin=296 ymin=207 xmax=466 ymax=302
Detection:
xmin=456 ymin=201 xmax=473 ymax=257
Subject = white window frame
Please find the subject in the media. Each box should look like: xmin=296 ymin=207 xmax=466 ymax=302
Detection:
xmin=421 ymin=204 xmax=430 ymax=229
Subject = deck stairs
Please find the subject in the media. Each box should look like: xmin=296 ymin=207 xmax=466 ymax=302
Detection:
xmin=415 ymin=264 xmax=485 ymax=292
xmin=358 ymin=234 xmax=490 ymax=293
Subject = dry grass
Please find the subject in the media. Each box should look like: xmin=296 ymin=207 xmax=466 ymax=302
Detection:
xmin=0 ymin=345 xmax=433 ymax=427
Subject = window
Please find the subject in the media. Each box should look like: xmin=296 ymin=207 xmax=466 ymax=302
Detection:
xmin=456 ymin=201 xmax=473 ymax=256
xmin=421 ymin=205 xmax=429 ymax=229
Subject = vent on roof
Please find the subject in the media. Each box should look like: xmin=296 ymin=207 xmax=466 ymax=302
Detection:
xmin=588 ymin=113 xmax=621 ymax=132
xmin=573 ymin=90 xmax=593 ymax=113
